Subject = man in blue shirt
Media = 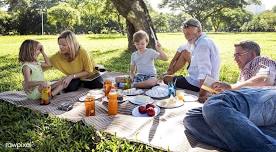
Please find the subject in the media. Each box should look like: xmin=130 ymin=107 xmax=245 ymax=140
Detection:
xmin=164 ymin=18 xmax=220 ymax=102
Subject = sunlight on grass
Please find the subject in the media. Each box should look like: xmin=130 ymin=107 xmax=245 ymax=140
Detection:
xmin=1 ymin=32 xmax=276 ymax=151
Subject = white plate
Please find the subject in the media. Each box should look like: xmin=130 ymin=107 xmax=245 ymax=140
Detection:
xmin=127 ymin=95 xmax=154 ymax=105
xmin=122 ymin=88 xmax=144 ymax=96
xmin=145 ymin=84 xmax=169 ymax=99
xmin=184 ymin=94 xmax=198 ymax=102
xmin=79 ymin=94 xmax=104 ymax=102
xmin=132 ymin=106 xmax=160 ymax=117
xmin=156 ymin=97 xmax=184 ymax=108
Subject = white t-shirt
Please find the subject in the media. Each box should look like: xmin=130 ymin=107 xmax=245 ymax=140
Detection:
xmin=131 ymin=48 xmax=160 ymax=75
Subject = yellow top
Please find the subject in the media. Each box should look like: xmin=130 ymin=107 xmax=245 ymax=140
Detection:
xmin=50 ymin=47 xmax=95 ymax=77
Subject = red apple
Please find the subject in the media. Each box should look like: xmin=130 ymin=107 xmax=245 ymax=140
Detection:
xmin=146 ymin=107 xmax=155 ymax=117
xmin=138 ymin=105 xmax=147 ymax=114
xmin=146 ymin=104 xmax=155 ymax=109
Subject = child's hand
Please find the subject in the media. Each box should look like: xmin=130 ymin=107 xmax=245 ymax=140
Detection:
xmin=130 ymin=74 xmax=134 ymax=82
xmin=155 ymin=41 xmax=161 ymax=51
xmin=37 ymin=44 xmax=44 ymax=53
xmin=41 ymin=81 xmax=49 ymax=88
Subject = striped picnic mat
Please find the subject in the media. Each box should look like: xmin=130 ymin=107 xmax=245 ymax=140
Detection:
xmin=0 ymin=72 xmax=222 ymax=152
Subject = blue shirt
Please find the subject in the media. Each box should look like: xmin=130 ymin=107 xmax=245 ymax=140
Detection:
xmin=186 ymin=33 xmax=220 ymax=87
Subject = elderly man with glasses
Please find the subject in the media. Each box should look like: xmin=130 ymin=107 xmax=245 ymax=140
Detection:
xmin=164 ymin=18 xmax=220 ymax=102
xmin=211 ymin=40 xmax=276 ymax=92
xmin=184 ymin=40 xmax=276 ymax=151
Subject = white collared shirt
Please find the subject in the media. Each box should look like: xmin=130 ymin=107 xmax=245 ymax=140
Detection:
xmin=185 ymin=33 xmax=220 ymax=87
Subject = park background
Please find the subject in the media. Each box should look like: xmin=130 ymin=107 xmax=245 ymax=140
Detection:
xmin=1 ymin=0 xmax=276 ymax=151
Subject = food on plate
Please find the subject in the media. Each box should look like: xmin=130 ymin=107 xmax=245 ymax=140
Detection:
xmin=145 ymin=84 xmax=169 ymax=98
xmin=138 ymin=104 xmax=156 ymax=116
xmin=146 ymin=107 xmax=155 ymax=117
xmin=138 ymin=105 xmax=147 ymax=114
xmin=146 ymin=103 xmax=155 ymax=109
xmin=160 ymin=97 xmax=177 ymax=106
xmin=123 ymin=88 xmax=143 ymax=95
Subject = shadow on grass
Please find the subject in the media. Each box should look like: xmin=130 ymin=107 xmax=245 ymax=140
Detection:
xmin=0 ymin=55 xmax=22 ymax=92
xmin=86 ymin=34 xmax=126 ymax=40
xmin=0 ymin=55 xmax=19 ymax=71
xmin=0 ymin=101 xmax=100 ymax=151
xmin=90 ymin=48 xmax=170 ymax=74
xmin=36 ymin=37 xmax=55 ymax=41
xmin=88 ymin=49 xmax=132 ymax=73
xmin=91 ymin=49 xmax=122 ymax=57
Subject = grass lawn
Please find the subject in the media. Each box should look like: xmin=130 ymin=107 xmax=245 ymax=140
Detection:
xmin=0 ymin=32 xmax=276 ymax=151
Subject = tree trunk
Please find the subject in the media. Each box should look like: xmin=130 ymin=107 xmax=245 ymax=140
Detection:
xmin=111 ymin=0 xmax=157 ymax=51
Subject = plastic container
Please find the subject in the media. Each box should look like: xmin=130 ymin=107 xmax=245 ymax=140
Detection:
xmin=108 ymin=89 xmax=118 ymax=115
xmin=41 ymin=86 xmax=51 ymax=105
xmin=85 ymin=95 xmax=95 ymax=116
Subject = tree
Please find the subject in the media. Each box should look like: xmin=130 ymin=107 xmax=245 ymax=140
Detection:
xmin=17 ymin=8 xmax=41 ymax=34
xmin=152 ymin=13 xmax=169 ymax=32
xmin=0 ymin=10 xmax=11 ymax=34
xmin=47 ymin=3 xmax=80 ymax=32
xmin=0 ymin=0 xmax=29 ymax=12
xmin=210 ymin=8 xmax=253 ymax=32
xmin=160 ymin=0 xmax=260 ymax=26
xmin=110 ymin=0 xmax=157 ymax=51
xmin=102 ymin=0 xmax=126 ymax=35
xmin=272 ymin=5 xmax=276 ymax=13
xmin=258 ymin=11 xmax=276 ymax=31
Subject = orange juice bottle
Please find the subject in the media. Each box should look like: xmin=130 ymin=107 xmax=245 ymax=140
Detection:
xmin=108 ymin=89 xmax=118 ymax=115
xmin=41 ymin=86 xmax=51 ymax=105
xmin=104 ymin=80 xmax=112 ymax=96
xmin=85 ymin=95 xmax=95 ymax=116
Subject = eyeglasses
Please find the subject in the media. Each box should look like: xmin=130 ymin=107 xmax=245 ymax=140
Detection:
xmin=233 ymin=51 xmax=249 ymax=58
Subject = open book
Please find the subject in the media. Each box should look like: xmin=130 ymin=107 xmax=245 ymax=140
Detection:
xmin=81 ymin=71 xmax=106 ymax=81
xmin=201 ymin=75 xmax=219 ymax=94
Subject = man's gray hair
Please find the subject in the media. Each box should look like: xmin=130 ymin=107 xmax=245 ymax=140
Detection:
xmin=234 ymin=40 xmax=260 ymax=56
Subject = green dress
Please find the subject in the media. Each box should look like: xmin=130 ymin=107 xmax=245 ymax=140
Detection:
xmin=21 ymin=62 xmax=44 ymax=100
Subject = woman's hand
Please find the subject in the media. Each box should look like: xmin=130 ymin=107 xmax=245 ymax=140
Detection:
xmin=62 ymin=75 xmax=74 ymax=88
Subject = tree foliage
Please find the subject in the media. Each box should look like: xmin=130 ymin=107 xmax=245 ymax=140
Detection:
xmin=47 ymin=2 xmax=80 ymax=32
xmin=160 ymin=0 xmax=260 ymax=23
xmin=1 ymin=0 xmax=276 ymax=35
xmin=210 ymin=8 xmax=253 ymax=32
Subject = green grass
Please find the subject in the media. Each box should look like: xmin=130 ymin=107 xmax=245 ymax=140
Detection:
xmin=1 ymin=32 xmax=276 ymax=151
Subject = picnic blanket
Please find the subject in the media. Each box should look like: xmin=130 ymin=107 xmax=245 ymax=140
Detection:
xmin=0 ymin=72 xmax=222 ymax=152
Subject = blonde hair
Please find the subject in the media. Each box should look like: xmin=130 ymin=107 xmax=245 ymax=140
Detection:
xmin=133 ymin=30 xmax=149 ymax=43
xmin=58 ymin=30 xmax=80 ymax=61
xmin=19 ymin=39 xmax=39 ymax=63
